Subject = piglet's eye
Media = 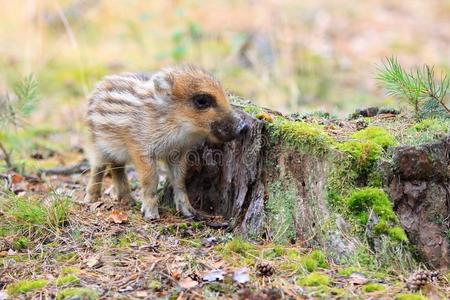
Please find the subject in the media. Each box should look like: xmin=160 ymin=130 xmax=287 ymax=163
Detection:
xmin=192 ymin=93 xmax=214 ymax=110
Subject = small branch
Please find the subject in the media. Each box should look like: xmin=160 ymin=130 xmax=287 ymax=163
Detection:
xmin=439 ymin=100 xmax=450 ymax=113
xmin=39 ymin=159 xmax=90 ymax=176
xmin=0 ymin=141 xmax=12 ymax=169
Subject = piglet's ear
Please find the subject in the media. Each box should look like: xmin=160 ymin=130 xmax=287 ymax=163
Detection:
xmin=152 ymin=72 xmax=173 ymax=102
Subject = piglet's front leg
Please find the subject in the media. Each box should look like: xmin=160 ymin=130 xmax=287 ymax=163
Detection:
xmin=129 ymin=147 xmax=160 ymax=220
xmin=167 ymin=152 xmax=197 ymax=218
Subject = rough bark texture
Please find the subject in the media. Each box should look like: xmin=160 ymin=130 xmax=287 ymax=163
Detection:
xmin=162 ymin=109 xmax=449 ymax=269
xmin=388 ymin=139 xmax=450 ymax=268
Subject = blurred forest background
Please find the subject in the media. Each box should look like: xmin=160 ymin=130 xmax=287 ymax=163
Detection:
xmin=0 ymin=0 xmax=449 ymax=163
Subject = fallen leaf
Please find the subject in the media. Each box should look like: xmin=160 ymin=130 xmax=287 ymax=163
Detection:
xmin=0 ymin=291 xmax=7 ymax=300
xmin=171 ymin=270 xmax=181 ymax=281
xmin=119 ymin=286 xmax=134 ymax=292
xmin=202 ymin=269 xmax=225 ymax=282
xmin=179 ymin=277 xmax=198 ymax=289
xmin=201 ymin=236 xmax=218 ymax=247
xmin=256 ymin=112 xmax=274 ymax=123
xmin=233 ymin=268 xmax=250 ymax=284
xmin=348 ymin=272 xmax=369 ymax=285
xmin=85 ymin=255 xmax=103 ymax=268
xmin=135 ymin=291 xmax=148 ymax=298
xmin=11 ymin=173 xmax=23 ymax=184
xmin=109 ymin=209 xmax=128 ymax=224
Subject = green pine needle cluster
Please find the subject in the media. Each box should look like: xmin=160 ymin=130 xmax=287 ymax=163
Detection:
xmin=377 ymin=57 xmax=450 ymax=119
xmin=0 ymin=75 xmax=39 ymax=128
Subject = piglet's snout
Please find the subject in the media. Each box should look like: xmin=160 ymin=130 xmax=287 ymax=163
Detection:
xmin=235 ymin=120 xmax=249 ymax=136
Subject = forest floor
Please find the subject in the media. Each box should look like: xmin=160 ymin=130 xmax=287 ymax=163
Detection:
xmin=1 ymin=117 xmax=449 ymax=300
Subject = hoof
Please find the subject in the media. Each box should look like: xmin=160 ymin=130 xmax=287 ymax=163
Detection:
xmin=83 ymin=193 xmax=100 ymax=204
xmin=141 ymin=203 xmax=160 ymax=220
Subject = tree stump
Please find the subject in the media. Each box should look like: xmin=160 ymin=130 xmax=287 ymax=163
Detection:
xmin=161 ymin=104 xmax=449 ymax=270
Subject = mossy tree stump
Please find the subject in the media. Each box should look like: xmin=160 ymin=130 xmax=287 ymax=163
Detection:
xmin=162 ymin=101 xmax=449 ymax=270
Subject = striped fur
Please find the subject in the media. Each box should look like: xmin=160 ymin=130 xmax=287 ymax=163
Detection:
xmin=85 ymin=65 xmax=244 ymax=220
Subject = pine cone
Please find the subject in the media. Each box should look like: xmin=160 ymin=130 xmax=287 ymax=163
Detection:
xmin=406 ymin=270 xmax=440 ymax=291
xmin=256 ymin=262 xmax=275 ymax=277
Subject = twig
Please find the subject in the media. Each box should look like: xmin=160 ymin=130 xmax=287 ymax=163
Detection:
xmin=0 ymin=141 xmax=12 ymax=168
xmin=39 ymin=159 xmax=90 ymax=176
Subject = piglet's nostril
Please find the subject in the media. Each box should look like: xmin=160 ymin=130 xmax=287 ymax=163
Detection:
xmin=237 ymin=122 xmax=249 ymax=135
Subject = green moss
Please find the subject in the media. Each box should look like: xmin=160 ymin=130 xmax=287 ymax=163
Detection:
xmin=61 ymin=267 xmax=81 ymax=275
xmin=12 ymin=236 xmax=29 ymax=250
xmin=337 ymin=141 xmax=382 ymax=175
xmin=191 ymin=221 xmax=203 ymax=230
xmin=395 ymin=293 xmax=429 ymax=300
xmin=309 ymin=250 xmax=328 ymax=268
xmin=56 ymin=274 xmax=80 ymax=287
xmin=263 ymin=245 xmax=287 ymax=259
xmin=242 ymin=104 xmax=264 ymax=116
xmin=346 ymin=188 xmax=397 ymax=225
xmin=55 ymin=252 xmax=78 ymax=263
xmin=7 ymin=279 xmax=49 ymax=296
xmin=388 ymin=227 xmax=408 ymax=242
xmin=216 ymin=237 xmax=256 ymax=257
xmin=351 ymin=126 xmax=396 ymax=148
xmin=337 ymin=267 xmax=358 ymax=277
xmin=301 ymin=257 xmax=319 ymax=272
xmin=115 ymin=231 xmax=142 ymax=248
xmin=148 ymin=279 xmax=162 ymax=290
xmin=269 ymin=117 xmax=334 ymax=155
xmin=400 ymin=118 xmax=450 ymax=145
xmin=56 ymin=287 xmax=99 ymax=300
xmin=297 ymin=272 xmax=330 ymax=287
xmin=266 ymin=180 xmax=297 ymax=244
xmin=362 ymin=283 xmax=385 ymax=293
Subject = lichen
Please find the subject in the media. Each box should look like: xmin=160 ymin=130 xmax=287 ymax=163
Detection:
xmin=297 ymin=272 xmax=330 ymax=287
xmin=266 ymin=179 xmax=297 ymax=244
xmin=6 ymin=279 xmax=48 ymax=296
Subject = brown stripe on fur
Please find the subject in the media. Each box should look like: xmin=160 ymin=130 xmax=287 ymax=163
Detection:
xmin=90 ymin=108 xmax=132 ymax=116
xmin=99 ymin=97 xmax=142 ymax=107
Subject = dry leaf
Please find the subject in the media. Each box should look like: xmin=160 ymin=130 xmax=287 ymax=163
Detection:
xmin=11 ymin=173 xmax=23 ymax=184
xmin=0 ymin=291 xmax=8 ymax=300
xmin=171 ymin=270 xmax=181 ymax=281
xmin=85 ymin=255 xmax=102 ymax=268
xmin=135 ymin=291 xmax=148 ymax=298
xmin=348 ymin=272 xmax=369 ymax=285
xmin=202 ymin=269 xmax=225 ymax=282
xmin=179 ymin=277 xmax=198 ymax=289
xmin=256 ymin=112 xmax=274 ymax=123
xmin=201 ymin=237 xmax=218 ymax=247
xmin=109 ymin=209 xmax=128 ymax=224
xmin=233 ymin=268 xmax=250 ymax=284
